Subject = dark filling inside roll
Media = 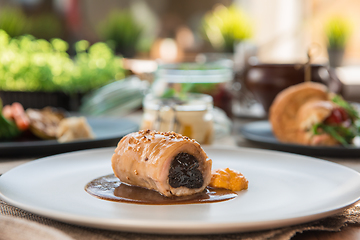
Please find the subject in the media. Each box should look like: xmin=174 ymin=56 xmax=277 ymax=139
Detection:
xmin=168 ymin=152 xmax=204 ymax=189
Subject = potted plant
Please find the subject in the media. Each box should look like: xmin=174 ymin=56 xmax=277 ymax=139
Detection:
xmin=0 ymin=7 xmax=65 ymax=40
xmin=0 ymin=7 xmax=27 ymax=38
xmin=201 ymin=4 xmax=252 ymax=53
xmin=0 ymin=30 xmax=126 ymax=111
xmin=97 ymin=10 xmax=143 ymax=58
xmin=325 ymin=16 xmax=352 ymax=68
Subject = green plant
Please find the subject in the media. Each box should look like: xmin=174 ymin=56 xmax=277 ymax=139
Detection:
xmin=0 ymin=7 xmax=27 ymax=38
xmin=97 ymin=10 xmax=143 ymax=57
xmin=0 ymin=30 xmax=125 ymax=94
xmin=0 ymin=7 xmax=63 ymax=40
xmin=202 ymin=4 xmax=252 ymax=52
xmin=72 ymin=40 xmax=125 ymax=93
xmin=27 ymin=14 xmax=63 ymax=40
xmin=325 ymin=17 xmax=352 ymax=49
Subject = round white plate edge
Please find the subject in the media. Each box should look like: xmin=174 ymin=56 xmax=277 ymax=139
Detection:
xmin=1 ymin=146 xmax=360 ymax=234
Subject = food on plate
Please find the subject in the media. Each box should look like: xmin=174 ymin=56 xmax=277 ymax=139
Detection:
xmin=0 ymin=99 xmax=96 ymax=143
xmin=269 ymin=82 xmax=328 ymax=143
xmin=86 ymin=130 xmax=248 ymax=204
xmin=56 ymin=117 xmax=95 ymax=143
xmin=111 ymin=130 xmax=212 ymax=197
xmin=0 ymin=100 xmax=21 ymax=140
xmin=26 ymin=107 xmax=66 ymax=140
xmin=269 ymin=82 xmax=360 ymax=146
xmin=3 ymin=102 xmax=30 ymax=131
xmin=209 ymin=168 xmax=248 ymax=191
xmin=299 ymin=96 xmax=360 ymax=146
xmin=26 ymin=107 xmax=95 ymax=143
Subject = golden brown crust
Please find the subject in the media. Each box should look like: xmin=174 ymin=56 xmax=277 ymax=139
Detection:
xmin=269 ymin=82 xmax=329 ymax=143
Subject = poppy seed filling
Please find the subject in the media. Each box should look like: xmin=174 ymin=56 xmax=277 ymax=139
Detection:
xmin=168 ymin=152 xmax=203 ymax=189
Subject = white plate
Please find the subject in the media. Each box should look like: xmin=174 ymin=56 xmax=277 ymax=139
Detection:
xmin=1 ymin=146 xmax=360 ymax=234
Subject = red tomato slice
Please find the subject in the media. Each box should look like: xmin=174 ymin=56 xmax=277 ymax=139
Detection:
xmin=324 ymin=107 xmax=349 ymax=125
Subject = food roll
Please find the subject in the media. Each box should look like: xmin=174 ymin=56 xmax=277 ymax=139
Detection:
xmin=111 ymin=130 xmax=212 ymax=197
xmin=269 ymin=82 xmax=329 ymax=143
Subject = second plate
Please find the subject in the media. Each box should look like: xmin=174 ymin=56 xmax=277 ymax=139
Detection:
xmin=239 ymin=120 xmax=360 ymax=157
xmin=0 ymin=117 xmax=138 ymax=157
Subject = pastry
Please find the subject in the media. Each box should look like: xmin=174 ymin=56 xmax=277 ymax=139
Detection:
xmin=56 ymin=117 xmax=95 ymax=143
xmin=269 ymin=82 xmax=329 ymax=143
xmin=26 ymin=107 xmax=66 ymax=140
xmin=269 ymin=82 xmax=359 ymax=146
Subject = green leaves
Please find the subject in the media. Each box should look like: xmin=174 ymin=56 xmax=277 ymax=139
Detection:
xmin=331 ymin=95 xmax=359 ymax=119
xmin=325 ymin=17 xmax=352 ymax=49
xmin=0 ymin=7 xmax=63 ymax=40
xmin=97 ymin=10 xmax=142 ymax=57
xmin=72 ymin=42 xmax=125 ymax=93
xmin=312 ymin=123 xmax=357 ymax=146
xmin=160 ymin=84 xmax=192 ymax=101
xmin=202 ymin=5 xmax=252 ymax=52
xmin=0 ymin=30 xmax=125 ymax=94
xmin=311 ymin=95 xmax=360 ymax=146
xmin=0 ymin=8 xmax=27 ymax=38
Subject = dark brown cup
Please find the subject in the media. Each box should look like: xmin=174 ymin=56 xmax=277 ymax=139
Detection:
xmin=244 ymin=64 xmax=342 ymax=113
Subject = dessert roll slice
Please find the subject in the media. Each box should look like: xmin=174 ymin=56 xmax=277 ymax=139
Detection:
xmin=111 ymin=130 xmax=212 ymax=197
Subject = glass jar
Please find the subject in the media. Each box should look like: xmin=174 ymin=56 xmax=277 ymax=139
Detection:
xmin=151 ymin=60 xmax=234 ymax=117
xmin=140 ymin=93 xmax=214 ymax=144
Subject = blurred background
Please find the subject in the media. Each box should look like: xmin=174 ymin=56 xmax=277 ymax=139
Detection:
xmin=0 ymin=0 xmax=359 ymax=118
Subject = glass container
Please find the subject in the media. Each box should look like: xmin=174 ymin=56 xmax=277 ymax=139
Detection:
xmin=151 ymin=60 xmax=234 ymax=117
xmin=141 ymin=93 xmax=214 ymax=144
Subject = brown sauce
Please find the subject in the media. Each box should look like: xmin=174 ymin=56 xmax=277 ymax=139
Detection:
xmin=85 ymin=174 xmax=237 ymax=205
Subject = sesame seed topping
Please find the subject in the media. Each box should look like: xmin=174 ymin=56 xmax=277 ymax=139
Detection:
xmin=129 ymin=130 xmax=197 ymax=147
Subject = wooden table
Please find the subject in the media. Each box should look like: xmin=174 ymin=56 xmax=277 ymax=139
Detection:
xmin=1 ymin=117 xmax=360 ymax=240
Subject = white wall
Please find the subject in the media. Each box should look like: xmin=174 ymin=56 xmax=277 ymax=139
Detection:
xmin=237 ymin=0 xmax=307 ymax=63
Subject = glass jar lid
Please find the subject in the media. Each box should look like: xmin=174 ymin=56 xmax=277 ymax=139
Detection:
xmin=156 ymin=60 xmax=233 ymax=83
xmin=143 ymin=93 xmax=213 ymax=112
